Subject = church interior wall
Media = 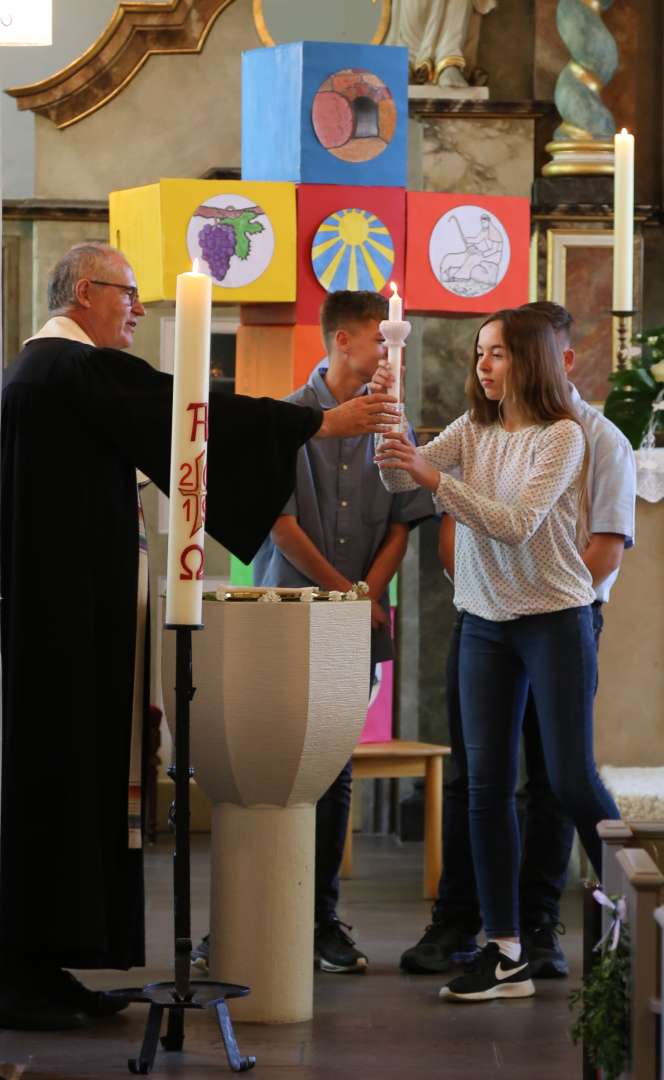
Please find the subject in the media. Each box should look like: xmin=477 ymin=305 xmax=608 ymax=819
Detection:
xmin=476 ymin=0 xmax=535 ymax=101
xmin=33 ymin=0 xmax=256 ymax=200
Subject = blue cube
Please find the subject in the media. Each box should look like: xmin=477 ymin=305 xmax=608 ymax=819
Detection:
xmin=241 ymin=42 xmax=408 ymax=188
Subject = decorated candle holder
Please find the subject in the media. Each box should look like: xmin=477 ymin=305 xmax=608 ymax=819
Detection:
xmin=161 ymin=592 xmax=371 ymax=1023
xmin=611 ymin=309 xmax=636 ymax=372
xmin=379 ymin=316 xmax=411 ymax=429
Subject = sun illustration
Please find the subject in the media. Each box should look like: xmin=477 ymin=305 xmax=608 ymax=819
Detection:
xmin=311 ymin=209 xmax=395 ymax=293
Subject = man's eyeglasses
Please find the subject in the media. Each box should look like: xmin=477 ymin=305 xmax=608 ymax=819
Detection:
xmin=89 ymin=280 xmax=140 ymax=305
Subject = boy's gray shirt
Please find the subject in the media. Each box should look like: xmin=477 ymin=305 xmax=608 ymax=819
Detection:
xmin=253 ymin=363 xmax=435 ymax=662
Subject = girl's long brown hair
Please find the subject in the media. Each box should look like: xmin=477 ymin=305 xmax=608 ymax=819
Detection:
xmin=466 ymin=307 xmax=589 ymax=546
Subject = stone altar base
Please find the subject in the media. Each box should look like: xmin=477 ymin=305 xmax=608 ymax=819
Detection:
xmin=162 ymin=597 xmax=371 ymax=1024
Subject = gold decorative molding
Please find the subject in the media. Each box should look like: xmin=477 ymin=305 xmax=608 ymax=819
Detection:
xmin=5 ymin=0 xmax=237 ymax=130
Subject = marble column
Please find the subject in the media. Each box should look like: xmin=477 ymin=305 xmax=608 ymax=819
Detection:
xmin=543 ymin=0 xmax=618 ymax=177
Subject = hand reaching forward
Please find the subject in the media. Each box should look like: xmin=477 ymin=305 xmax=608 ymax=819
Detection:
xmin=316 ymin=394 xmax=399 ymax=439
xmin=374 ymin=432 xmax=440 ymax=492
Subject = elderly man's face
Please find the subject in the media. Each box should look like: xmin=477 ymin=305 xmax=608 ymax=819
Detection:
xmin=82 ymin=257 xmax=145 ymax=349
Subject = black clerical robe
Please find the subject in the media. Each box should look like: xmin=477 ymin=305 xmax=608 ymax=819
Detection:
xmin=0 ymin=338 xmax=321 ymax=969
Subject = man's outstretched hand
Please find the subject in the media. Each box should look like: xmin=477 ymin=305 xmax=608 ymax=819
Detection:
xmin=316 ymin=394 xmax=399 ymax=439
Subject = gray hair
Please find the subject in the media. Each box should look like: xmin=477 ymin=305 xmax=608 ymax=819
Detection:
xmin=47 ymin=243 xmax=127 ymax=312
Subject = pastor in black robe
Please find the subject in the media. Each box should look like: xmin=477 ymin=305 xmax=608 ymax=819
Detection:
xmin=0 ymin=338 xmax=321 ymax=970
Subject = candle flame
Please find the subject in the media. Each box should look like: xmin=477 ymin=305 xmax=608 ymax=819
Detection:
xmin=620 ymin=127 xmax=629 ymax=136
xmin=390 ymin=281 xmax=398 ymax=295
xmin=192 ymin=257 xmax=200 ymax=274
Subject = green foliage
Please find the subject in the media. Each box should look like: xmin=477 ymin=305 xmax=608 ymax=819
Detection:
xmin=217 ymin=209 xmax=264 ymax=261
xmin=569 ymin=925 xmax=630 ymax=1080
xmin=604 ymin=327 xmax=664 ymax=448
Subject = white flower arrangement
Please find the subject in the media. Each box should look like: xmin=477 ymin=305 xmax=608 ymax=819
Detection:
xmin=205 ymin=583 xmax=369 ymax=604
xmin=650 ymin=358 xmax=664 ymax=383
xmin=258 ymin=590 xmax=282 ymax=603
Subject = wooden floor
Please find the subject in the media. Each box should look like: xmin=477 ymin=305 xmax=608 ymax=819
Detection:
xmin=1 ymin=835 xmax=583 ymax=1079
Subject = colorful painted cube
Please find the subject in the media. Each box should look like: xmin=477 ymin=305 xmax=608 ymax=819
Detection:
xmin=235 ymin=324 xmax=325 ymax=400
xmin=405 ymin=193 xmax=531 ymax=315
xmin=296 ymin=185 xmax=406 ymax=324
xmin=242 ymin=42 xmax=408 ymax=188
xmin=109 ymin=179 xmax=296 ymax=303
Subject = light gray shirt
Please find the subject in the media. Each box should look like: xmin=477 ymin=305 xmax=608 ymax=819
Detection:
xmin=380 ymin=413 xmax=596 ymax=622
xmin=569 ymin=384 xmax=636 ymax=603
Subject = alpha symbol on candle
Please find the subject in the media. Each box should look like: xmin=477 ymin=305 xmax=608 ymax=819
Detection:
xmin=187 ymin=402 xmax=209 ymax=441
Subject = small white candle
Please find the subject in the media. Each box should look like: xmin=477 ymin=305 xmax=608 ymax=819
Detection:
xmin=388 ymin=281 xmax=402 ymax=322
xmin=380 ymin=283 xmax=411 ymax=428
xmin=165 ymin=261 xmax=212 ymax=627
xmin=612 ymin=128 xmax=635 ymax=311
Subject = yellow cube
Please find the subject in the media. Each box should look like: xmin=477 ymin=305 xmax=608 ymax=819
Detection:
xmin=109 ymin=179 xmax=297 ymax=303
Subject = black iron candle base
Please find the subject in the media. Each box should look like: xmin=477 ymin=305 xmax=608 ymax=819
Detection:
xmin=106 ymin=982 xmax=255 ymax=1074
xmin=120 ymin=627 xmax=255 ymax=1075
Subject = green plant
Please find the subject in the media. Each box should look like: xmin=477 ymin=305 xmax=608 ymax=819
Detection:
xmin=604 ymin=327 xmax=664 ymax=449
xmin=569 ymin=909 xmax=630 ymax=1080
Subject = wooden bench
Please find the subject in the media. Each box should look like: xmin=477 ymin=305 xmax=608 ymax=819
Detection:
xmin=598 ymin=821 xmax=664 ymax=1080
xmin=341 ymin=740 xmax=450 ymax=899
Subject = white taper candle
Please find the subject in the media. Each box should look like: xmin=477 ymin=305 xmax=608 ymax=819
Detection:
xmin=612 ymin=129 xmax=635 ymax=311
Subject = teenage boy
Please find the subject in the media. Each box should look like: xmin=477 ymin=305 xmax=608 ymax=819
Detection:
xmin=400 ymin=301 xmax=636 ymax=978
xmin=254 ymin=289 xmax=434 ymax=972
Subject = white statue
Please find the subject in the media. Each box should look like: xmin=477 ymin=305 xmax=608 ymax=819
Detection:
xmin=385 ymin=0 xmax=497 ymax=88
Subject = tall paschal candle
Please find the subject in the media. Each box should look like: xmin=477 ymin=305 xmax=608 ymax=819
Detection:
xmin=165 ymin=261 xmax=212 ymax=628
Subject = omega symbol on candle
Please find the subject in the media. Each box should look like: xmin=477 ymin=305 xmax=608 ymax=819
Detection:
xmin=179 ymin=544 xmax=205 ymax=582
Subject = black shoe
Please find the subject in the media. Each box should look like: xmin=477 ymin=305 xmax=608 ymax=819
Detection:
xmin=439 ymin=942 xmax=535 ymax=1002
xmin=48 ymin=968 xmax=130 ymax=1019
xmin=0 ymin=980 xmax=88 ymax=1031
xmin=191 ymin=934 xmax=210 ymax=975
xmin=522 ymin=920 xmax=569 ymax=978
xmin=400 ymin=920 xmax=479 ymax=974
xmin=314 ymin=919 xmax=368 ymax=973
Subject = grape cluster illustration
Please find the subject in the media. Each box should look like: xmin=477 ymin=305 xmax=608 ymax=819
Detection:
xmin=194 ymin=203 xmax=265 ymax=284
xmin=199 ymin=222 xmax=235 ymax=282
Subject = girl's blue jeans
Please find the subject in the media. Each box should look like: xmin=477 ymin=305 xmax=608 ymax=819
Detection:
xmin=459 ymin=605 xmax=619 ymax=938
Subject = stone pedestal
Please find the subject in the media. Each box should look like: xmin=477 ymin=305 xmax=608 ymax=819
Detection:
xmin=210 ymin=804 xmax=315 ymax=1023
xmin=162 ymin=598 xmax=371 ymax=1023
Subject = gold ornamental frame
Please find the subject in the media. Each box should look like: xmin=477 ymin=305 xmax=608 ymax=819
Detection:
xmin=546 ymin=227 xmax=641 ymax=400
xmin=252 ymin=0 xmax=391 ymax=47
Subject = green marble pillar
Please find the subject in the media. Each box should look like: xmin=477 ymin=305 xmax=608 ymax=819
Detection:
xmin=543 ymin=0 xmax=617 ymax=176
